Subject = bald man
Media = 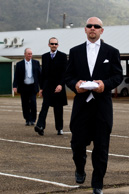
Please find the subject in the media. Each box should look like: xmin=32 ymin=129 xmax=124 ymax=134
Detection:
xmin=65 ymin=17 xmax=123 ymax=194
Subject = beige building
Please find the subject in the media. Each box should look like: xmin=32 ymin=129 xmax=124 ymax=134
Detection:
xmin=0 ymin=26 xmax=129 ymax=96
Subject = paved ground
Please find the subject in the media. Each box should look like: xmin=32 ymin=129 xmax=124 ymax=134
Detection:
xmin=0 ymin=96 xmax=129 ymax=194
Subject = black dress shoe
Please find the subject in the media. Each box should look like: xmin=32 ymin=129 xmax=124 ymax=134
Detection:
xmin=57 ymin=129 xmax=63 ymax=135
xmin=75 ymin=171 xmax=86 ymax=184
xmin=25 ymin=121 xmax=30 ymax=126
xmin=93 ymin=188 xmax=103 ymax=194
xmin=34 ymin=126 xmax=44 ymax=136
xmin=31 ymin=121 xmax=35 ymax=126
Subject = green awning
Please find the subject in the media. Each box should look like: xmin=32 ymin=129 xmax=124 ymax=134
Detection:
xmin=0 ymin=56 xmax=13 ymax=62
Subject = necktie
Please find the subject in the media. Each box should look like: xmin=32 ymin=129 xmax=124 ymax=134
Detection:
xmin=51 ymin=53 xmax=55 ymax=59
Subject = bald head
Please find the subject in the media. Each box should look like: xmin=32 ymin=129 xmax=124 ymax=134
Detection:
xmin=86 ymin=17 xmax=103 ymax=26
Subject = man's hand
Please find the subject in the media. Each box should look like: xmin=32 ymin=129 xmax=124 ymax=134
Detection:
xmin=13 ymin=88 xmax=17 ymax=93
xmin=39 ymin=89 xmax=43 ymax=97
xmin=75 ymin=80 xmax=88 ymax=93
xmin=55 ymin=85 xmax=62 ymax=93
xmin=93 ymin=80 xmax=104 ymax=93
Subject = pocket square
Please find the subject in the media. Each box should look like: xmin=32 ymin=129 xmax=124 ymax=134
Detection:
xmin=103 ymin=59 xmax=109 ymax=63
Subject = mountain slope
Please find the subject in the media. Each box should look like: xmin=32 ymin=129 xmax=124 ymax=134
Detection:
xmin=0 ymin=0 xmax=129 ymax=31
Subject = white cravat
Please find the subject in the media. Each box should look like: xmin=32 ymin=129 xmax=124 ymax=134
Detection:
xmin=88 ymin=43 xmax=96 ymax=76
xmin=86 ymin=40 xmax=100 ymax=102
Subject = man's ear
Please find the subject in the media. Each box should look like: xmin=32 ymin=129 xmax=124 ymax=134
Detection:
xmin=100 ymin=28 xmax=104 ymax=35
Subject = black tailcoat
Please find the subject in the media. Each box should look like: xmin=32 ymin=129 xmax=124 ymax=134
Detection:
xmin=65 ymin=41 xmax=123 ymax=132
xmin=41 ymin=50 xmax=67 ymax=107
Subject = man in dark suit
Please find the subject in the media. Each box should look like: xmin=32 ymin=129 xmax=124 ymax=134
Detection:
xmin=65 ymin=17 xmax=123 ymax=194
xmin=13 ymin=48 xmax=41 ymax=126
xmin=34 ymin=37 xmax=67 ymax=136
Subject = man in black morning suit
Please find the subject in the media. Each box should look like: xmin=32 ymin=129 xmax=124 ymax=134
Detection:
xmin=13 ymin=48 xmax=41 ymax=126
xmin=65 ymin=17 xmax=123 ymax=194
xmin=35 ymin=37 xmax=67 ymax=136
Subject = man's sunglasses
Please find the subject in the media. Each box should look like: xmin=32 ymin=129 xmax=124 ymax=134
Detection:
xmin=50 ymin=43 xmax=58 ymax=45
xmin=86 ymin=24 xmax=102 ymax=29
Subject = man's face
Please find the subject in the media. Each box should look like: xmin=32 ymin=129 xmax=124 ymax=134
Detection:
xmin=48 ymin=38 xmax=59 ymax=52
xmin=85 ymin=17 xmax=104 ymax=42
xmin=24 ymin=49 xmax=32 ymax=61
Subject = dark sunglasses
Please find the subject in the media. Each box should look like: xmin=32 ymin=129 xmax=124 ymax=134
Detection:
xmin=86 ymin=24 xmax=102 ymax=29
xmin=50 ymin=43 xmax=58 ymax=45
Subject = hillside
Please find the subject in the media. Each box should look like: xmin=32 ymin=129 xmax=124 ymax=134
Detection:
xmin=0 ymin=0 xmax=129 ymax=31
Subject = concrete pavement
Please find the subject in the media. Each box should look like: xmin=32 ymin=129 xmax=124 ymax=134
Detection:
xmin=52 ymin=186 xmax=129 ymax=193
xmin=0 ymin=97 xmax=129 ymax=194
xmin=103 ymin=186 xmax=129 ymax=193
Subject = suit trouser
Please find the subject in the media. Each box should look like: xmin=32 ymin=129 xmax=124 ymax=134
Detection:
xmin=37 ymin=97 xmax=63 ymax=130
xmin=20 ymin=84 xmax=37 ymax=122
xmin=70 ymin=99 xmax=110 ymax=189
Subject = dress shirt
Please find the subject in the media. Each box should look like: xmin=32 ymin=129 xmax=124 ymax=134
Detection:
xmin=24 ymin=59 xmax=34 ymax=84
xmin=87 ymin=39 xmax=100 ymax=75
xmin=86 ymin=39 xmax=101 ymax=102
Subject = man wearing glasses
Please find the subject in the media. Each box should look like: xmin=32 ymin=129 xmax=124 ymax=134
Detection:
xmin=35 ymin=37 xmax=67 ymax=136
xmin=65 ymin=17 xmax=123 ymax=194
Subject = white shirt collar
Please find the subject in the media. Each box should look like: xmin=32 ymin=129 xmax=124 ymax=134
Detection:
xmin=25 ymin=59 xmax=31 ymax=64
xmin=50 ymin=50 xmax=57 ymax=55
xmin=87 ymin=39 xmax=101 ymax=46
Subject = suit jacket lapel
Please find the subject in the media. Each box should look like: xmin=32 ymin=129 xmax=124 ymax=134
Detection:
xmin=92 ymin=42 xmax=108 ymax=78
xmin=44 ymin=53 xmax=50 ymax=70
xmin=22 ymin=60 xmax=25 ymax=76
xmin=32 ymin=60 xmax=34 ymax=75
xmin=80 ymin=42 xmax=91 ymax=79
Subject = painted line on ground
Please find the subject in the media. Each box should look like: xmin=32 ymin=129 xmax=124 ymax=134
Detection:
xmin=0 ymin=109 xmax=22 ymax=112
xmin=63 ymin=132 xmax=71 ymax=134
xmin=0 ymin=172 xmax=79 ymax=188
xmin=0 ymin=138 xmax=71 ymax=150
xmin=0 ymin=106 xmax=20 ymax=108
xmin=64 ymin=132 xmax=129 ymax=139
xmin=111 ymin=134 xmax=129 ymax=138
xmin=0 ymin=138 xmax=129 ymax=159
xmin=63 ymin=132 xmax=129 ymax=139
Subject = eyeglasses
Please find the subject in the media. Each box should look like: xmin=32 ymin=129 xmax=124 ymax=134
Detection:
xmin=49 ymin=43 xmax=58 ymax=45
xmin=86 ymin=24 xmax=102 ymax=29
